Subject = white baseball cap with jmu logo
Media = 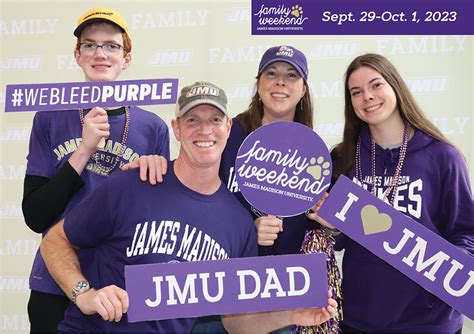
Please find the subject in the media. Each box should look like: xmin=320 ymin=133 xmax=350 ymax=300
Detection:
xmin=176 ymin=81 xmax=229 ymax=117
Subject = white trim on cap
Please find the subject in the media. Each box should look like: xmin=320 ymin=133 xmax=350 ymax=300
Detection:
xmin=176 ymin=99 xmax=228 ymax=118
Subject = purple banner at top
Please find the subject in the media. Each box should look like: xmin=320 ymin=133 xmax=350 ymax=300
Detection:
xmin=4 ymin=78 xmax=178 ymax=112
xmin=252 ymin=0 xmax=473 ymax=35
xmin=319 ymin=175 xmax=474 ymax=320
xmin=125 ymin=253 xmax=328 ymax=322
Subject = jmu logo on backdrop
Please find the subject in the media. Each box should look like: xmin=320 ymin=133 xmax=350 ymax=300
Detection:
xmin=0 ymin=128 xmax=30 ymax=143
xmin=226 ymin=7 xmax=251 ymax=24
xmin=148 ymin=49 xmax=193 ymax=66
xmin=0 ymin=56 xmax=41 ymax=71
xmin=0 ymin=239 xmax=38 ymax=256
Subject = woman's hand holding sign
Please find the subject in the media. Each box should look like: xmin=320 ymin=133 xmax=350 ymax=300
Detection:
xmin=254 ymin=215 xmax=283 ymax=246
xmin=306 ymin=192 xmax=336 ymax=230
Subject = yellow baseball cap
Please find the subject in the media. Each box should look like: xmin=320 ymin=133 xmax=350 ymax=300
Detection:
xmin=74 ymin=7 xmax=130 ymax=39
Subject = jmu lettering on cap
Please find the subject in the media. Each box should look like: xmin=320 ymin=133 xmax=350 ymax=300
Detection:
xmin=275 ymin=46 xmax=295 ymax=57
xmin=186 ymin=85 xmax=220 ymax=97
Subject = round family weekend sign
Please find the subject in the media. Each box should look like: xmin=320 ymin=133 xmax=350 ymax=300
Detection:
xmin=235 ymin=121 xmax=332 ymax=217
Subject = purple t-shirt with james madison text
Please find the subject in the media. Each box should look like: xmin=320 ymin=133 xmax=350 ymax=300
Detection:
xmin=60 ymin=163 xmax=257 ymax=333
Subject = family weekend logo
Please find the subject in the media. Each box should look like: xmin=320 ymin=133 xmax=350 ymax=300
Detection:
xmin=235 ymin=122 xmax=331 ymax=217
xmin=253 ymin=3 xmax=309 ymax=31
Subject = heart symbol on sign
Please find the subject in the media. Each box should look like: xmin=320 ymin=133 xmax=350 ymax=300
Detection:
xmin=360 ymin=205 xmax=393 ymax=235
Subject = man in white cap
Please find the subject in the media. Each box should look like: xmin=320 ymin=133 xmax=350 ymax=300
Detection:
xmin=41 ymin=82 xmax=337 ymax=332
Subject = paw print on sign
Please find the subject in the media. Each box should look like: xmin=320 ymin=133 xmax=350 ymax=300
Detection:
xmin=291 ymin=5 xmax=303 ymax=18
xmin=306 ymin=156 xmax=331 ymax=180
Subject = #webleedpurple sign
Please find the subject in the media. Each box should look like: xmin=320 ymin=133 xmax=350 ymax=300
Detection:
xmin=235 ymin=121 xmax=332 ymax=217
xmin=4 ymin=78 xmax=178 ymax=112
xmin=319 ymin=175 xmax=474 ymax=320
xmin=125 ymin=253 xmax=328 ymax=322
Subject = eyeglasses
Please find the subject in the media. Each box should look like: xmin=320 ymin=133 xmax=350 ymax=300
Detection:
xmin=79 ymin=43 xmax=127 ymax=56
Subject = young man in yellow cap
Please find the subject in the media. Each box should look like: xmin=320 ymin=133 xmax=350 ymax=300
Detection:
xmin=22 ymin=7 xmax=170 ymax=333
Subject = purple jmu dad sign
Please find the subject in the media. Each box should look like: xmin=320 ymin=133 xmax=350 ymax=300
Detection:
xmin=5 ymin=78 xmax=178 ymax=112
xmin=319 ymin=175 xmax=474 ymax=320
xmin=125 ymin=253 xmax=328 ymax=322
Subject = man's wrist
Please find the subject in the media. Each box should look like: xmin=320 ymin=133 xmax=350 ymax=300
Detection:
xmin=71 ymin=280 xmax=90 ymax=304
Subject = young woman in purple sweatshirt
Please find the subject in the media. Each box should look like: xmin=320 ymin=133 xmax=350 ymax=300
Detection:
xmin=313 ymin=53 xmax=473 ymax=333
